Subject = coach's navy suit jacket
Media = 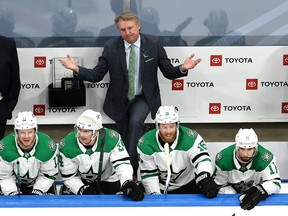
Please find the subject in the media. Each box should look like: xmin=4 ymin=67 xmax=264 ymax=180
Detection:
xmin=0 ymin=36 xmax=21 ymax=120
xmin=77 ymin=34 xmax=187 ymax=122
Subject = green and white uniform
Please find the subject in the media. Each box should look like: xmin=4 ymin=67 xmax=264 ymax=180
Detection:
xmin=0 ymin=132 xmax=58 ymax=195
xmin=137 ymin=125 xmax=213 ymax=194
xmin=58 ymin=129 xmax=133 ymax=194
xmin=214 ymin=144 xmax=281 ymax=195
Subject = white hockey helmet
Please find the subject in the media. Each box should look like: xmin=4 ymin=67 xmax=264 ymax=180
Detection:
xmin=155 ymin=106 xmax=179 ymax=128
xmin=14 ymin=111 xmax=37 ymax=132
xmin=76 ymin=109 xmax=103 ymax=132
xmin=235 ymin=128 xmax=258 ymax=149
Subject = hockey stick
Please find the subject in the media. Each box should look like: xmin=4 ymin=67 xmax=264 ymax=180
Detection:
xmin=96 ymin=128 xmax=106 ymax=194
xmin=164 ymin=143 xmax=171 ymax=194
xmin=16 ymin=161 xmax=21 ymax=194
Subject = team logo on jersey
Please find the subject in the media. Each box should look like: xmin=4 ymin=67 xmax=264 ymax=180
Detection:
xmin=0 ymin=141 xmax=5 ymax=152
xmin=109 ymin=130 xmax=119 ymax=139
xmin=116 ymin=141 xmax=125 ymax=152
xmin=186 ymin=129 xmax=198 ymax=138
xmin=138 ymin=153 xmax=143 ymax=163
xmin=48 ymin=140 xmax=57 ymax=151
xmin=137 ymin=137 xmax=144 ymax=146
xmin=261 ymin=152 xmax=272 ymax=162
xmin=58 ymin=139 xmax=66 ymax=149
xmin=215 ymin=152 xmax=222 ymax=161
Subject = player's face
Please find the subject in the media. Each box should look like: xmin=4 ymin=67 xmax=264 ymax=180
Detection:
xmin=237 ymin=147 xmax=256 ymax=163
xmin=17 ymin=128 xmax=36 ymax=150
xmin=117 ymin=19 xmax=141 ymax=44
xmin=159 ymin=123 xmax=177 ymax=143
xmin=77 ymin=128 xmax=96 ymax=146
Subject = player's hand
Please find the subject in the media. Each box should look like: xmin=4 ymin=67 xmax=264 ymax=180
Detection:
xmin=77 ymin=185 xmax=97 ymax=195
xmin=239 ymin=184 xmax=268 ymax=210
xmin=31 ymin=189 xmax=44 ymax=195
xmin=122 ymin=180 xmax=144 ymax=201
xmin=196 ymin=172 xmax=219 ymax=198
xmin=9 ymin=191 xmax=21 ymax=195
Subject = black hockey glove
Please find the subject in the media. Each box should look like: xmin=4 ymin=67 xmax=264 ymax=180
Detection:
xmin=77 ymin=185 xmax=97 ymax=195
xmin=196 ymin=172 xmax=219 ymax=198
xmin=121 ymin=180 xmax=144 ymax=201
xmin=239 ymin=184 xmax=269 ymax=210
xmin=31 ymin=189 xmax=44 ymax=195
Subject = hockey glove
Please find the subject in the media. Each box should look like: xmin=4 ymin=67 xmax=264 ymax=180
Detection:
xmin=77 ymin=185 xmax=97 ymax=195
xmin=196 ymin=172 xmax=219 ymax=198
xmin=122 ymin=180 xmax=144 ymax=201
xmin=9 ymin=191 xmax=21 ymax=195
xmin=239 ymin=184 xmax=269 ymax=210
xmin=31 ymin=189 xmax=44 ymax=195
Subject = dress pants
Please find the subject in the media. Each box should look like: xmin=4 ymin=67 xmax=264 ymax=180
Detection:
xmin=0 ymin=100 xmax=8 ymax=140
xmin=116 ymin=94 xmax=150 ymax=175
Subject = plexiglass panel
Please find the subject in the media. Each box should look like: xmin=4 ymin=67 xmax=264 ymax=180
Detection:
xmin=1 ymin=0 xmax=287 ymax=47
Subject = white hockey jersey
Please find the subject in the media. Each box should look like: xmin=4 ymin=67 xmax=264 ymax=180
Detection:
xmin=137 ymin=126 xmax=213 ymax=194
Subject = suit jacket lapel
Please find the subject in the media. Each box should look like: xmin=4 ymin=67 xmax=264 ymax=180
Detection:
xmin=139 ymin=36 xmax=147 ymax=78
xmin=117 ymin=39 xmax=128 ymax=80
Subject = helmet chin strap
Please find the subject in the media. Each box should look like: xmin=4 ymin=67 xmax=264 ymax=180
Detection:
xmin=88 ymin=131 xmax=98 ymax=145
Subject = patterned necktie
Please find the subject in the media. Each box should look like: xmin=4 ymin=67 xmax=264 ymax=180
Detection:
xmin=128 ymin=44 xmax=136 ymax=101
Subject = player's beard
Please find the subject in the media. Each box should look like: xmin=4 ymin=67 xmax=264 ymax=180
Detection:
xmin=240 ymin=156 xmax=252 ymax=163
xmin=159 ymin=132 xmax=176 ymax=143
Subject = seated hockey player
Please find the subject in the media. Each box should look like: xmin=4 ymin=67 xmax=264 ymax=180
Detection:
xmin=137 ymin=105 xmax=217 ymax=197
xmin=0 ymin=111 xmax=58 ymax=195
xmin=58 ymin=109 xmax=144 ymax=201
xmin=211 ymin=128 xmax=281 ymax=210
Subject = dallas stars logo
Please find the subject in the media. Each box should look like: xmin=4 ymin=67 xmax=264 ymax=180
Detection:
xmin=261 ymin=152 xmax=272 ymax=162
xmin=58 ymin=139 xmax=66 ymax=149
xmin=215 ymin=152 xmax=222 ymax=161
xmin=0 ymin=141 xmax=5 ymax=152
xmin=137 ymin=136 xmax=144 ymax=146
xmin=186 ymin=129 xmax=198 ymax=138
xmin=48 ymin=140 xmax=57 ymax=151
xmin=109 ymin=130 xmax=119 ymax=139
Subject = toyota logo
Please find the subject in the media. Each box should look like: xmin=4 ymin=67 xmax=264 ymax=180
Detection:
xmin=283 ymin=105 xmax=288 ymax=111
xmin=173 ymin=82 xmax=182 ymax=88
xmin=35 ymin=107 xmax=44 ymax=114
xmin=247 ymin=81 xmax=257 ymax=87
xmin=36 ymin=59 xmax=45 ymax=66
xmin=210 ymin=106 xmax=219 ymax=112
xmin=212 ymin=58 xmax=221 ymax=64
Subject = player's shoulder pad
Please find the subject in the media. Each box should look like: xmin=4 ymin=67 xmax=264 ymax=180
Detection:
xmin=137 ymin=135 xmax=145 ymax=147
xmin=257 ymin=144 xmax=273 ymax=162
xmin=0 ymin=133 xmax=16 ymax=153
xmin=259 ymin=151 xmax=273 ymax=162
xmin=58 ymin=138 xmax=66 ymax=149
xmin=38 ymin=132 xmax=57 ymax=152
xmin=0 ymin=140 xmax=5 ymax=153
xmin=215 ymin=151 xmax=223 ymax=162
xmin=187 ymin=129 xmax=198 ymax=138
xmin=48 ymin=139 xmax=57 ymax=152
xmin=107 ymin=129 xmax=119 ymax=139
